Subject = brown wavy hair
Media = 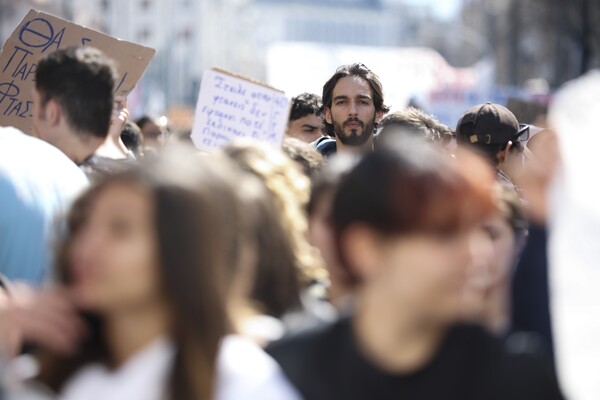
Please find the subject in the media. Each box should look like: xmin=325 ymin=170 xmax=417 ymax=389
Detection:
xmin=224 ymin=141 xmax=328 ymax=287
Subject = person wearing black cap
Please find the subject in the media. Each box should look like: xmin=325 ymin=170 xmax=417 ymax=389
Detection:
xmin=455 ymin=102 xmax=529 ymax=184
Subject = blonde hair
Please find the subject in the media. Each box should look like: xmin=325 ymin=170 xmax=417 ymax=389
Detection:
xmin=224 ymin=140 xmax=327 ymax=284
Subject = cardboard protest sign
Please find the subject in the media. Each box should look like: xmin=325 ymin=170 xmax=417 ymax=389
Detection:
xmin=0 ymin=9 xmax=156 ymax=133
xmin=191 ymin=68 xmax=290 ymax=151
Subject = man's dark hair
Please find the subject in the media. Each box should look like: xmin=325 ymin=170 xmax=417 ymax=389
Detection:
xmin=120 ymin=121 xmax=144 ymax=159
xmin=35 ymin=46 xmax=117 ymax=139
xmin=376 ymin=107 xmax=453 ymax=149
xmin=135 ymin=116 xmax=154 ymax=130
xmin=289 ymin=93 xmax=322 ymax=123
xmin=321 ymin=63 xmax=390 ymax=136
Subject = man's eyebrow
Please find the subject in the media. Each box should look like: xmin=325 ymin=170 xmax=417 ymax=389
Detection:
xmin=301 ymin=124 xmax=319 ymax=129
xmin=333 ymin=95 xmax=349 ymax=101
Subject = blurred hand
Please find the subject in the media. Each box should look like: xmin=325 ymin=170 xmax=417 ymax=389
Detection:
xmin=0 ymin=284 xmax=87 ymax=358
xmin=107 ymin=97 xmax=130 ymax=140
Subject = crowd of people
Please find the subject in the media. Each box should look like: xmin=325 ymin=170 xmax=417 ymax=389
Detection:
xmin=0 ymin=43 xmax=595 ymax=399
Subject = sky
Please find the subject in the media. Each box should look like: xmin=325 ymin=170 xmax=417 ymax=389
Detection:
xmin=392 ymin=0 xmax=463 ymax=20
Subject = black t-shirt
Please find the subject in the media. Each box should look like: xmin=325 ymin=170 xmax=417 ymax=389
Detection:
xmin=266 ymin=317 xmax=563 ymax=400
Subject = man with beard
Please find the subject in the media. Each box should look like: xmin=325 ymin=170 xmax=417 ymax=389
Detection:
xmin=314 ymin=63 xmax=389 ymax=156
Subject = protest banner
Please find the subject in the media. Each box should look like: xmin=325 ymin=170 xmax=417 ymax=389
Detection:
xmin=191 ymin=68 xmax=290 ymax=151
xmin=0 ymin=9 xmax=156 ymax=133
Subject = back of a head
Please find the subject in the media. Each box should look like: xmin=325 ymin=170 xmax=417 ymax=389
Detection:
xmin=281 ymin=137 xmax=325 ymax=178
xmin=332 ymin=137 xmax=494 ymax=284
xmin=235 ymin=173 xmax=303 ymax=318
xmin=455 ymin=102 xmax=527 ymax=166
xmin=375 ymin=107 xmax=452 ymax=149
xmin=35 ymin=46 xmax=117 ymax=139
xmin=120 ymin=121 xmax=144 ymax=158
xmin=223 ymin=140 xmax=326 ymax=285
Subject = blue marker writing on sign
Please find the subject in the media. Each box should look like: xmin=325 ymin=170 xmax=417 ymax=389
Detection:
xmin=19 ymin=18 xmax=65 ymax=53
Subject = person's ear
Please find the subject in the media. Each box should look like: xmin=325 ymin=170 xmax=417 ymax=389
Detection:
xmin=339 ymin=224 xmax=382 ymax=283
xmin=324 ymin=107 xmax=333 ymax=125
xmin=375 ymin=110 xmax=384 ymax=124
xmin=45 ymin=99 xmax=62 ymax=127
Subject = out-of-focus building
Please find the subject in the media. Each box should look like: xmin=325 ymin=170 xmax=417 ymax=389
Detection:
xmin=0 ymin=0 xmax=63 ymax=42
xmin=0 ymin=0 xmax=452 ymax=116
xmin=68 ymin=0 xmax=434 ymax=113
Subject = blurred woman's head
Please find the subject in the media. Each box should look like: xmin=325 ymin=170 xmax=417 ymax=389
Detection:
xmin=463 ymin=181 xmax=528 ymax=332
xmin=232 ymin=173 xmax=302 ymax=319
xmin=45 ymin=145 xmax=237 ymax=400
xmin=332 ymin=138 xmax=495 ymax=324
xmin=223 ymin=140 xmax=327 ymax=288
xmin=483 ymin=182 xmax=528 ymax=282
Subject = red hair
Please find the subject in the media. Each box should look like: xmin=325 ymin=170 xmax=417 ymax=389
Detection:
xmin=332 ymin=141 xmax=495 ymax=285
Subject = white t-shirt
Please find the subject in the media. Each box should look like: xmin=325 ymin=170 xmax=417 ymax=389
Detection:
xmin=59 ymin=335 xmax=301 ymax=400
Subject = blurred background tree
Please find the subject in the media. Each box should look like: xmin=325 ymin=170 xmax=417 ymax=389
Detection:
xmin=462 ymin=0 xmax=600 ymax=87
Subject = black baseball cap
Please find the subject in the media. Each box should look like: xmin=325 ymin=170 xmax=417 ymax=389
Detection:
xmin=456 ymin=103 xmax=529 ymax=146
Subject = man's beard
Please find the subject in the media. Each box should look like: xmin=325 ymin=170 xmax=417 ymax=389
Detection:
xmin=333 ymin=115 xmax=376 ymax=146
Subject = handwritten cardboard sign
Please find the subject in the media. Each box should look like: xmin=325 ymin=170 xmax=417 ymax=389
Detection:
xmin=191 ymin=68 xmax=290 ymax=151
xmin=0 ymin=9 xmax=156 ymax=133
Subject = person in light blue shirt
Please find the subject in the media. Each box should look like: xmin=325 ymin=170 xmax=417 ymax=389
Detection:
xmin=0 ymin=126 xmax=88 ymax=284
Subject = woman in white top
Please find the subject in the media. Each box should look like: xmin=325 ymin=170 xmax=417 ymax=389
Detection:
xmin=31 ymin=145 xmax=300 ymax=400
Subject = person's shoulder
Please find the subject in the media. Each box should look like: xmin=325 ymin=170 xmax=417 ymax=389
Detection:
xmin=495 ymin=341 xmax=564 ymax=400
xmin=0 ymin=127 xmax=87 ymax=194
xmin=215 ymin=335 xmax=301 ymax=400
xmin=80 ymin=155 xmax=135 ymax=183
xmin=266 ymin=317 xmax=348 ymax=381
xmin=312 ymin=136 xmax=337 ymax=157
xmin=448 ymin=324 xmax=564 ymax=400
xmin=0 ymin=127 xmax=78 ymax=168
xmin=265 ymin=318 xmax=348 ymax=400
xmin=267 ymin=316 xmax=346 ymax=364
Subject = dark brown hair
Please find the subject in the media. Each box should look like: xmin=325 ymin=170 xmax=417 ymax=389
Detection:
xmin=321 ymin=63 xmax=390 ymax=136
xmin=235 ymin=174 xmax=302 ymax=317
xmin=38 ymin=146 xmax=234 ymax=400
xmin=289 ymin=92 xmax=322 ymax=123
xmin=332 ymin=138 xmax=494 ymax=285
xmin=375 ymin=107 xmax=453 ymax=147
xmin=36 ymin=47 xmax=117 ymax=139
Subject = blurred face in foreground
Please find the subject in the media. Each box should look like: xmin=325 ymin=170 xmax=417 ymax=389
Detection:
xmin=462 ymin=206 xmax=518 ymax=327
xmin=345 ymin=225 xmax=478 ymax=323
xmin=334 ymin=143 xmax=495 ymax=325
xmin=481 ymin=213 xmax=516 ymax=290
xmin=69 ymin=183 xmax=162 ymax=313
